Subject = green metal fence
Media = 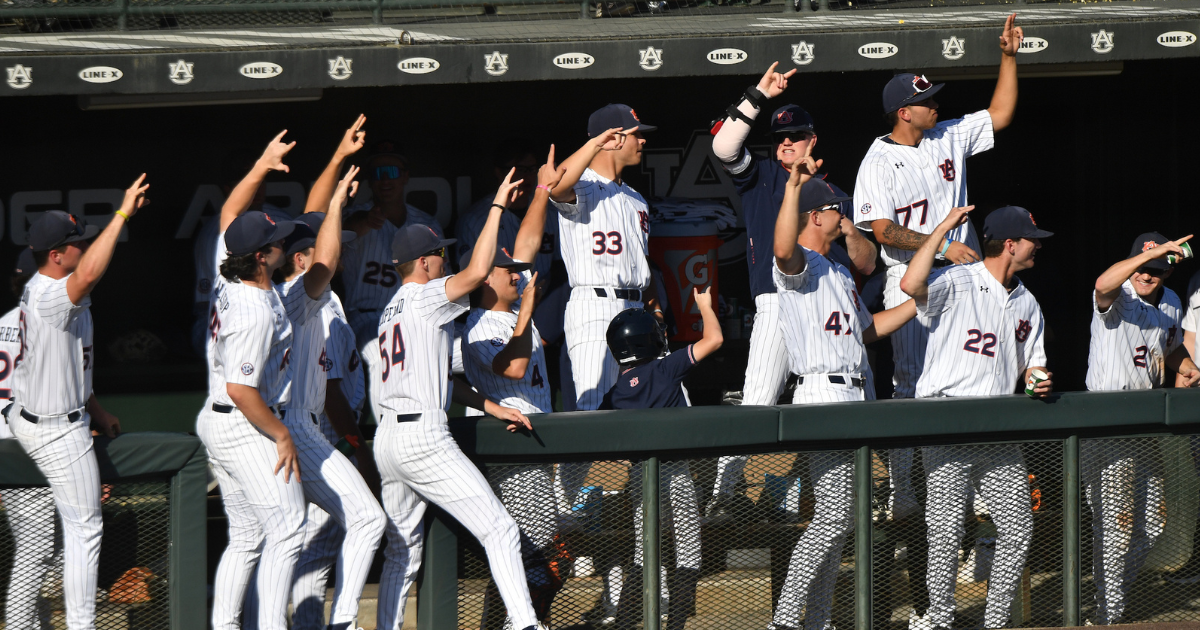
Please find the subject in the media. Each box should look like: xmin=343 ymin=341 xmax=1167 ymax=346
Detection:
xmin=0 ymin=432 xmax=207 ymax=630
xmin=433 ymin=389 xmax=1200 ymax=630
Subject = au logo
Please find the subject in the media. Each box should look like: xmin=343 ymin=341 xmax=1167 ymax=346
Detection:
xmin=1091 ymin=29 xmax=1115 ymax=54
xmin=941 ymin=36 xmax=966 ymax=60
xmin=639 ymin=46 xmax=663 ymax=71
xmin=484 ymin=51 xmax=509 ymax=76
xmin=168 ymin=59 xmax=194 ymax=85
xmin=328 ymin=56 xmax=353 ymax=80
xmin=791 ymin=41 xmax=814 ymax=66
xmin=6 ymin=64 xmax=32 ymax=89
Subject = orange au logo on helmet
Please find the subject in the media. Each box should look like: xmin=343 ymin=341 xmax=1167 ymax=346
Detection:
xmin=1027 ymin=212 xmax=1038 ymax=226
xmin=776 ymin=111 xmax=793 ymax=125
xmin=264 ymin=214 xmax=276 ymax=225
xmin=629 ymin=109 xmax=641 ymax=122
xmin=1143 ymin=240 xmax=1159 ymax=252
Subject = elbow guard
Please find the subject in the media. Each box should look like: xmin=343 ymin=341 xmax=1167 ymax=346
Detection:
xmin=710 ymin=86 xmax=767 ymax=135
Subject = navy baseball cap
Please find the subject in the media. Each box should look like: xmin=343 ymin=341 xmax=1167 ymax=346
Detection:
xmin=883 ymin=73 xmax=944 ymax=114
xmin=587 ymin=104 xmax=657 ymax=137
xmin=28 ymin=211 xmax=101 ymax=252
xmin=798 ymin=177 xmax=851 ymax=214
xmin=366 ymin=139 xmax=408 ymax=167
xmin=457 ymin=248 xmax=533 ymax=273
xmin=13 ymin=248 xmax=35 ymax=278
xmin=391 ymin=224 xmax=456 ymax=265
xmin=225 ymin=211 xmax=295 ymax=257
xmin=1129 ymin=232 xmax=1174 ymax=271
xmin=283 ymin=213 xmax=356 ymax=256
xmin=770 ymin=105 xmax=815 ymax=135
xmin=982 ymin=206 xmax=1054 ymax=242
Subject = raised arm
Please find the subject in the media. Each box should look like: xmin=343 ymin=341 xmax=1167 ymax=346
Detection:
xmin=66 ymin=175 xmax=148 ymax=305
xmin=513 ymin=146 xmax=565 ymax=264
xmin=492 ymin=273 xmax=539 ymax=379
xmin=303 ymin=115 xmax=366 ymax=215
xmin=899 ymin=205 xmax=974 ymax=303
xmin=550 ymin=127 xmax=632 ymax=202
xmin=712 ymin=62 xmax=795 ymax=162
xmin=840 ymin=216 xmax=877 ymax=275
xmin=446 ymin=170 xmax=522 ymax=303
xmin=1094 ymin=235 xmax=1190 ymax=312
xmin=773 ymin=149 xmax=821 ymax=275
xmin=220 ymin=131 xmax=296 ymax=233
xmin=862 ymin=300 xmax=917 ymax=344
xmin=690 ymin=285 xmax=723 ymax=361
xmin=988 ymin=13 xmax=1023 ymax=132
xmin=870 ymin=218 xmax=980 ymax=265
xmin=303 ymin=166 xmax=359 ymax=299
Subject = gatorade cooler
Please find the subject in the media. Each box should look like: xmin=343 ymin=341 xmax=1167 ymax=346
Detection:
xmin=648 ymin=221 xmax=720 ymax=341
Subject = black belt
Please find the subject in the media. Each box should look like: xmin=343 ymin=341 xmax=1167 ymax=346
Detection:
xmin=797 ymin=375 xmax=864 ymax=388
xmin=20 ymin=409 xmax=83 ymax=424
xmin=212 ymin=403 xmax=280 ymax=416
xmin=397 ymin=413 xmax=421 ymax=423
xmin=594 ymin=288 xmax=641 ymax=301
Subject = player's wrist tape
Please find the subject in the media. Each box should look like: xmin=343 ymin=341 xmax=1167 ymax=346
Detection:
xmin=536 ymin=184 xmax=552 ymax=192
xmin=335 ymin=435 xmax=359 ymax=457
xmin=939 ymin=238 xmax=952 ymax=257
xmin=491 ymin=203 xmax=506 ymax=212
xmin=115 ymin=210 xmax=131 ymax=222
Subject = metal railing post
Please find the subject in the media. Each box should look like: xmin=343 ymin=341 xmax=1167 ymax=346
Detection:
xmin=580 ymin=0 xmax=590 ymax=19
xmin=115 ymin=0 xmax=128 ymax=30
xmin=643 ymin=457 xmax=661 ymax=630
xmin=1063 ymin=435 xmax=1081 ymax=627
xmin=855 ymin=445 xmax=872 ymax=630
xmin=372 ymin=0 xmax=383 ymax=24
xmin=417 ymin=511 xmax=459 ymax=630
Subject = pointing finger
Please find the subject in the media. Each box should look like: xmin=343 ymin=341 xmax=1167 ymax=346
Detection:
xmin=272 ymin=129 xmax=288 ymax=143
xmin=1176 ymin=234 xmax=1194 ymax=245
xmin=547 ymin=144 xmax=555 ymax=167
xmin=783 ymin=68 xmax=798 ymax=79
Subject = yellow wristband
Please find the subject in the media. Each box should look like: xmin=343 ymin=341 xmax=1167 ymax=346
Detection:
xmin=115 ymin=210 xmax=131 ymax=222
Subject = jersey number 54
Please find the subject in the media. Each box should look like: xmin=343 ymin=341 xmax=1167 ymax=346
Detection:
xmin=379 ymin=323 xmax=406 ymax=381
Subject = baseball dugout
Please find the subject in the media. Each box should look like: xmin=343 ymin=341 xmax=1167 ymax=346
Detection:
xmin=437 ymin=390 xmax=1200 ymax=630
xmin=0 ymin=432 xmax=206 ymax=630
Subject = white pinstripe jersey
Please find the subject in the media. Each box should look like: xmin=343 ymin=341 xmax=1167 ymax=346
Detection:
xmin=13 ymin=273 xmax=93 ymax=416
xmin=915 ymin=262 xmax=1047 ymax=398
xmin=457 ymin=196 xmax=559 ymax=279
xmin=552 ymin=168 xmax=651 ymax=289
xmin=0 ymin=307 xmax=19 ymax=438
xmin=325 ymin=292 xmax=366 ymax=413
xmin=853 ymin=110 xmax=994 ymax=267
xmin=772 ymin=249 xmax=873 ymax=377
xmin=374 ymin=276 xmax=468 ymax=417
xmin=462 ymin=274 xmax=551 ymax=415
xmin=1087 ymin=281 xmax=1182 ymax=391
xmin=207 ymin=233 xmax=294 ymax=408
xmin=340 ymin=205 xmax=443 ymax=315
xmin=1180 ymin=271 xmax=1200 ymax=359
xmin=275 ymin=274 xmax=331 ymax=413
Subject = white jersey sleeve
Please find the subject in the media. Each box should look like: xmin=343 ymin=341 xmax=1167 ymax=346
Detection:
xmin=916 ymin=267 xmax=965 ymax=324
xmin=852 ymin=159 xmax=899 ymax=230
xmin=221 ymin=305 xmax=277 ymax=389
xmin=276 ymin=274 xmax=330 ymax=327
xmin=413 ymin=276 xmax=470 ymax=326
xmin=33 ymin=276 xmax=88 ymax=331
xmin=1183 ymin=271 xmax=1200 ymax=336
xmin=944 ymin=109 xmax=995 ymax=158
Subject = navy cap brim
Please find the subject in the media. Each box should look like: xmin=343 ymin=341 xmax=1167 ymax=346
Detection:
xmin=772 ymin=122 xmax=815 ymax=135
xmin=635 ymin=123 xmax=657 ymax=133
xmin=887 ymin=83 xmax=945 ymax=113
xmin=395 ymin=238 xmax=456 ymax=265
xmin=269 ymin=220 xmax=296 ymax=245
xmin=61 ymin=224 xmax=101 ymax=246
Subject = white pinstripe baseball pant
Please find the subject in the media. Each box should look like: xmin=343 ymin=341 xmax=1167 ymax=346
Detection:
xmin=629 ymin=461 xmax=703 ymax=571
xmin=198 ymin=407 xmax=308 ymax=630
xmin=1082 ymin=439 xmax=1158 ymax=625
xmin=374 ymin=412 xmax=537 ymax=630
xmin=772 ymin=380 xmax=860 ymax=630
xmin=1 ymin=485 xmax=57 ymax=630
xmin=922 ymin=444 xmax=1031 ymax=630
xmin=8 ymin=406 xmax=102 ymax=630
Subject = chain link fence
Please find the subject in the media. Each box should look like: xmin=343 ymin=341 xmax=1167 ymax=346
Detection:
xmin=0 ymin=481 xmax=172 ymax=630
xmin=449 ymin=433 xmax=1200 ymax=630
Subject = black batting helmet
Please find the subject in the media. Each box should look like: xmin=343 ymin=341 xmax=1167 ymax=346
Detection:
xmin=606 ymin=308 xmax=667 ymax=365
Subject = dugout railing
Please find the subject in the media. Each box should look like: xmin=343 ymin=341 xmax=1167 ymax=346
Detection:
xmin=433 ymin=388 xmax=1200 ymax=630
xmin=0 ymin=432 xmax=207 ymax=630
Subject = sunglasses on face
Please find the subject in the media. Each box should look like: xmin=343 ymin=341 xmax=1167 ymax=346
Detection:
xmin=775 ymin=131 xmax=813 ymax=143
xmin=422 ymin=247 xmax=446 ymax=259
xmin=1136 ymin=267 xmax=1167 ymax=278
xmin=370 ymin=165 xmax=407 ymax=181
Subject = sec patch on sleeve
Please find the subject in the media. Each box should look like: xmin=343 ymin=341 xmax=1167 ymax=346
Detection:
xmin=241 ymin=362 xmax=255 ymax=375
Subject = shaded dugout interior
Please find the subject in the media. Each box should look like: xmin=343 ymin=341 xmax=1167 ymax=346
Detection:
xmin=0 ymin=56 xmax=1194 ymax=397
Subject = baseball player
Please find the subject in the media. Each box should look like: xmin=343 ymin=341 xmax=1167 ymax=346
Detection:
xmin=200 ymin=132 xmax=306 ymax=630
xmin=372 ymin=170 xmax=546 ymax=630
xmin=709 ymin=62 xmax=878 ymax=516
xmin=462 ymin=148 xmax=571 ymax=628
xmin=1 ymin=248 xmax=58 ymax=630
xmin=854 ymin=14 xmax=1024 ymax=399
xmin=899 ymin=205 xmax=1051 ymax=630
xmin=1084 ymin=232 xmax=1197 ymax=624
xmin=769 ymin=155 xmax=916 ymax=630
xmin=6 ymin=175 xmax=146 ymax=630
xmin=601 ymin=287 xmax=722 ymax=630
xmin=342 ymin=141 xmax=444 ymax=350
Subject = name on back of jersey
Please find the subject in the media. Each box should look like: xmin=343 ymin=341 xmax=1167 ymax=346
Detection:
xmin=382 ymin=298 xmax=406 ymax=321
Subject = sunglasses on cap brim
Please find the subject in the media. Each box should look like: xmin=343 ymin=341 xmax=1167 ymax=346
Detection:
xmin=369 ymin=165 xmax=407 ymax=181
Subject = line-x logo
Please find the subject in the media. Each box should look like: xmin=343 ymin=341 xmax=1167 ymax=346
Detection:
xmin=941 ymin=36 xmax=965 ymax=60
xmin=858 ymin=42 xmax=897 ymax=59
xmin=791 ymin=41 xmax=814 ymax=66
xmin=1157 ymin=31 xmax=1196 ymax=47
xmin=5 ymin=65 xmax=32 ymax=90
xmin=553 ymin=53 xmax=595 ymax=69
xmin=707 ymin=48 xmax=747 ymax=65
xmin=1018 ymin=37 xmax=1049 ymax=53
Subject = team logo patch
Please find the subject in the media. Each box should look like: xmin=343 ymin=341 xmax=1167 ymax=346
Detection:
xmin=629 ymin=377 xmax=640 ymax=387
xmin=1091 ymin=29 xmax=1115 ymax=54
xmin=168 ymin=59 xmax=195 ymax=85
xmin=484 ymin=51 xmax=509 ymax=76
xmin=327 ymin=56 xmax=353 ymax=80
xmin=1142 ymin=240 xmax=1160 ymax=253
xmin=639 ymin=47 xmax=663 ymax=71
xmin=859 ymin=203 xmax=872 ymax=215
xmin=1028 ymin=212 xmax=1039 ymax=226
xmin=264 ymin=213 xmax=276 ymax=225
xmin=6 ymin=64 xmax=32 ymax=90
xmin=491 ymin=337 xmax=506 ymax=347
xmin=630 ymin=108 xmax=641 ymax=122
xmin=791 ymin=41 xmax=814 ymax=66
xmin=199 ymin=279 xmax=212 ymax=294
xmin=938 ymin=159 xmax=956 ymax=182
xmin=941 ymin=36 xmax=966 ymax=60
xmin=776 ymin=110 xmax=793 ymax=125
xmin=1015 ymin=319 xmax=1032 ymax=343
xmin=241 ymin=362 xmax=255 ymax=375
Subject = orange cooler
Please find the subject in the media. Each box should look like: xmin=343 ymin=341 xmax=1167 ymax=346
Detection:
xmin=648 ymin=221 xmax=720 ymax=342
